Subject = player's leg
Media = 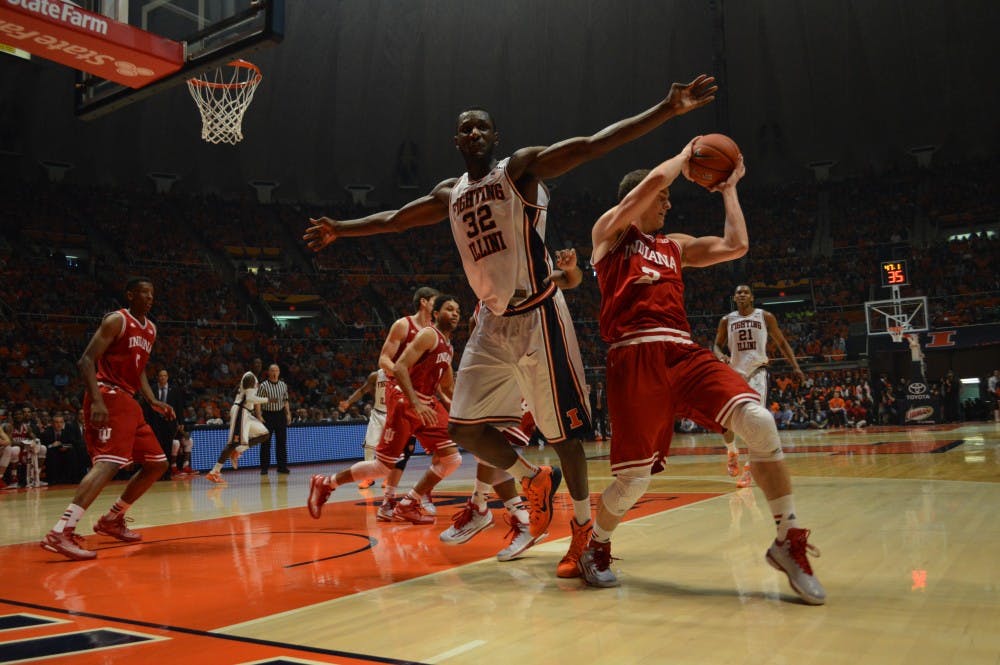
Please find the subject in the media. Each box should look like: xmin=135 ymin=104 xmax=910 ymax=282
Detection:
xmin=441 ymin=459 xmax=501 ymax=545
xmin=394 ymin=420 xmax=461 ymax=525
xmin=93 ymin=420 xmax=168 ymax=544
xmin=725 ymin=401 xmax=824 ymax=603
xmin=578 ymin=343 xmax=672 ymax=587
xmin=0 ymin=444 xmax=19 ymax=489
xmin=358 ymin=411 xmax=384 ymax=488
xmin=448 ymin=310 xmax=543 ymax=476
xmin=733 ymin=369 xmax=768 ymax=487
xmin=520 ymin=294 xmax=593 ymax=570
xmin=581 ymin=466 xmax=652 ymax=587
xmin=207 ymin=443 xmax=238 ymax=483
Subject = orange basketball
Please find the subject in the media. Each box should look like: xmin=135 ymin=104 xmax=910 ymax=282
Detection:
xmin=689 ymin=134 xmax=740 ymax=189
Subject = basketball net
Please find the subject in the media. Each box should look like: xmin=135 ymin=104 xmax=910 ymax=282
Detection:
xmin=888 ymin=326 xmax=905 ymax=343
xmin=187 ymin=60 xmax=262 ymax=145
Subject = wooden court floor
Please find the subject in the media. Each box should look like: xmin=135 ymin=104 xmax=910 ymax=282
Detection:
xmin=2 ymin=422 xmax=998 ymax=664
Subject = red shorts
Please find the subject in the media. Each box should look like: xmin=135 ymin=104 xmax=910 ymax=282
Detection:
xmin=84 ymin=386 xmax=167 ymax=467
xmin=500 ymin=411 xmax=536 ymax=447
xmin=606 ymin=341 xmax=758 ymax=475
xmin=375 ymin=393 xmax=453 ymax=465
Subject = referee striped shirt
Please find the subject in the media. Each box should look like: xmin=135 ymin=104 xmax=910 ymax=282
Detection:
xmin=257 ymin=379 xmax=289 ymax=412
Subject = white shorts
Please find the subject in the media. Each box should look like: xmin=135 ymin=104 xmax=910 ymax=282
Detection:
xmin=743 ymin=367 xmax=769 ymax=404
xmin=228 ymin=405 xmax=269 ymax=445
xmin=364 ymin=409 xmax=387 ymax=449
xmin=450 ymin=290 xmax=591 ymax=444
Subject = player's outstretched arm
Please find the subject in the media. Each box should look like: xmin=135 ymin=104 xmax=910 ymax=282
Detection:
xmin=510 ymin=75 xmax=716 ymax=182
xmin=304 ymin=178 xmax=456 ymax=251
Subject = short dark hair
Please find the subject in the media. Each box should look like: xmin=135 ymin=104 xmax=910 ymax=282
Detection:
xmin=432 ymin=294 xmax=458 ymax=313
xmin=735 ymin=283 xmax=753 ymax=296
xmin=456 ymin=107 xmax=497 ymax=132
xmin=617 ymin=169 xmax=651 ymax=202
xmin=412 ymin=286 xmax=440 ymax=311
xmin=125 ymin=276 xmax=153 ymax=293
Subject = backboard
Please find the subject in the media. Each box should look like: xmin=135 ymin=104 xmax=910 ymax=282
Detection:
xmin=74 ymin=0 xmax=283 ymax=119
xmin=864 ymin=295 xmax=929 ymax=338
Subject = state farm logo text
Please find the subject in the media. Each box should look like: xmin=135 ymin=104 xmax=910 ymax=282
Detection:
xmin=6 ymin=0 xmax=108 ymax=35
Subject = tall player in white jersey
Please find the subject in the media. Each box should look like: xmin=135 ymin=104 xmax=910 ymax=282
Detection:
xmin=714 ymin=284 xmax=804 ymax=486
xmin=305 ymin=74 xmax=718 ymax=576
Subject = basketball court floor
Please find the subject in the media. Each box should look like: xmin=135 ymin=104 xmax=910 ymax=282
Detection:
xmin=3 ymin=422 xmax=998 ymax=664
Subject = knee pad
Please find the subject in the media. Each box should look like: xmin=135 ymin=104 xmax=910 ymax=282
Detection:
xmin=601 ymin=468 xmax=651 ymax=517
xmin=727 ymin=402 xmax=784 ymax=463
xmin=430 ymin=452 xmax=462 ymax=479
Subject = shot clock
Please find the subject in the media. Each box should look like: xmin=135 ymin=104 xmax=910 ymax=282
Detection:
xmin=880 ymin=260 xmax=909 ymax=287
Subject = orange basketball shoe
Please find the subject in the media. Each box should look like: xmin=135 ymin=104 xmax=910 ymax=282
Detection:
xmin=557 ymin=518 xmax=593 ymax=578
xmin=522 ymin=466 xmax=562 ymax=538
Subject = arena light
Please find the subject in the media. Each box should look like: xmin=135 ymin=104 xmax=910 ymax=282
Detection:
xmin=760 ymin=298 xmax=806 ymax=306
xmin=960 ymin=378 xmax=979 ymax=385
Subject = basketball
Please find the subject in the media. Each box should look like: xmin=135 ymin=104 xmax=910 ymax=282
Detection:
xmin=689 ymin=134 xmax=741 ymax=188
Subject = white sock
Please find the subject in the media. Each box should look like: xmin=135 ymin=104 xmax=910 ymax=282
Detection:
xmin=572 ymin=498 xmax=592 ymax=526
xmin=108 ymin=498 xmax=132 ymax=517
xmin=211 ymin=463 xmax=223 ymax=474
xmin=472 ymin=480 xmax=492 ymax=510
xmin=591 ymin=522 xmax=612 ymax=543
xmin=725 ymin=440 xmax=739 ymax=455
xmin=504 ymin=496 xmax=529 ymax=525
xmin=505 ymin=455 xmax=539 ymax=480
xmin=768 ymin=494 xmax=799 ymax=541
xmin=53 ymin=503 xmax=86 ymax=533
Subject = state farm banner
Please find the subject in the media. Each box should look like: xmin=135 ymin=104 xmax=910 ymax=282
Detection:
xmin=0 ymin=0 xmax=182 ymax=87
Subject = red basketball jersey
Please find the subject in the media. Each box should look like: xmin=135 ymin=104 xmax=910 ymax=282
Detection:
xmin=406 ymin=328 xmax=453 ymax=401
xmin=390 ymin=316 xmax=424 ymax=363
xmin=594 ymin=225 xmax=690 ymax=343
xmin=97 ymin=309 xmax=156 ymax=394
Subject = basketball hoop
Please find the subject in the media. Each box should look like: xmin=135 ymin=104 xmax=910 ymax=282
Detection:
xmin=186 ymin=60 xmax=262 ymax=145
xmin=888 ymin=326 xmax=905 ymax=343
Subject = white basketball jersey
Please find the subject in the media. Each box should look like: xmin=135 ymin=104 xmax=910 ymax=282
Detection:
xmin=725 ymin=308 xmax=769 ymax=377
xmin=374 ymin=369 xmax=388 ymax=414
xmin=449 ymin=157 xmax=552 ymax=315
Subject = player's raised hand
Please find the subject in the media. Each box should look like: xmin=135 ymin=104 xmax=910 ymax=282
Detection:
xmin=553 ymin=248 xmax=578 ymax=272
xmin=665 ymin=74 xmax=717 ymax=115
xmin=304 ymin=217 xmax=339 ymax=251
xmin=709 ymin=155 xmax=746 ymax=193
xmin=679 ymin=136 xmax=700 ymax=182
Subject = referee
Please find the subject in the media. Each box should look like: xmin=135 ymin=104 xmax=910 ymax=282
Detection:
xmin=257 ymin=363 xmax=292 ymax=474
